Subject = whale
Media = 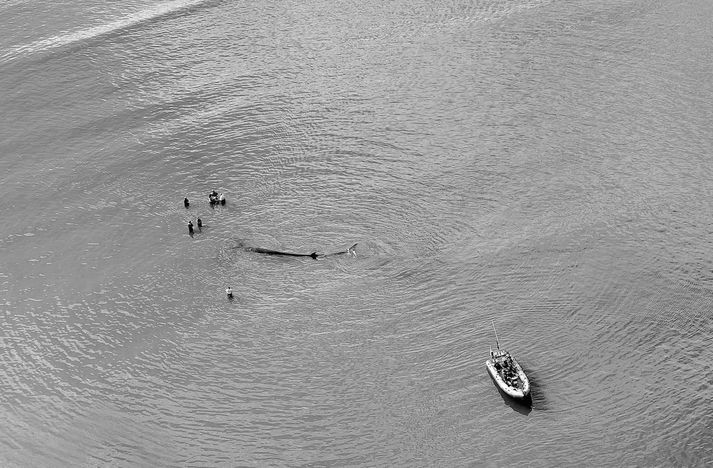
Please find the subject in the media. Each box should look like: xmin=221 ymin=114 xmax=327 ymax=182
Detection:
xmin=242 ymin=243 xmax=357 ymax=259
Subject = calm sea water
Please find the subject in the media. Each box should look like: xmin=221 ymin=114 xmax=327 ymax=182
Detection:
xmin=1 ymin=0 xmax=712 ymax=466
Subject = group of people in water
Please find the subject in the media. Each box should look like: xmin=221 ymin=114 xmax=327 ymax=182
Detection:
xmin=184 ymin=190 xmax=232 ymax=299
xmin=187 ymin=217 xmax=202 ymax=234
xmin=184 ymin=190 xmax=226 ymax=235
xmin=209 ymin=190 xmax=226 ymax=205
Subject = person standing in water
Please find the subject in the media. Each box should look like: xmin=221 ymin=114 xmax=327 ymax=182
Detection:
xmin=226 ymin=287 xmax=233 ymax=299
xmin=184 ymin=197 xmax=190 ymax=208
xmin=188 ymin=220 xmax=194 ymax=235
xmin=197 ymin=218 xmax=202 ymax=230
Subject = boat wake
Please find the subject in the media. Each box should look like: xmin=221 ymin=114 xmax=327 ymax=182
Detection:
xmin=0 ymin=0 xmax=215 ymax=64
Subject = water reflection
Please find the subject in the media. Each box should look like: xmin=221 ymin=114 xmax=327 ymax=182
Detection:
xmin=524 ymin=369 xmax=549 ymax=412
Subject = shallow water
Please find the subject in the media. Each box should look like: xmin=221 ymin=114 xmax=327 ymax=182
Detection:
xmin=1 ymin=0 xmax=712 ymax=466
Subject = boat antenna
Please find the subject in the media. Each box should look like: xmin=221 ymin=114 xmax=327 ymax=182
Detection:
xmin=491 ymin=320 xmax=501 ymax=350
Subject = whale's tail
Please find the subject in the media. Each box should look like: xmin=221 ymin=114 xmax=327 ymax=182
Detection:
xmin=319 ymin=243 xmax=357 ymax=258
xmin=347 ymin=243 xmax=358 ymax=257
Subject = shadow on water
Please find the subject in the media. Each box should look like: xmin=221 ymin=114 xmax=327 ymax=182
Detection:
xmin=489 ymin=373 xmax=533 ymax=416
xmin=487 ymin=363 xmax=552 ymax=415
xmin=483 ymin=363 xmax=531 ymax=414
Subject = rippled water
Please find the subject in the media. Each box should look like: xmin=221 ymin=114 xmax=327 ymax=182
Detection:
xmin=1 ymin=0 xmax=712 ymax=466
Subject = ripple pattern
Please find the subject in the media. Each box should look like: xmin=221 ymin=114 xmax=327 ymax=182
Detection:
xmin=1 ymin=0 xmax=712 ymax=466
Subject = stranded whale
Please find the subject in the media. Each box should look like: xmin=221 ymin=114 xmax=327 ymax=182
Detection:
xmin=241 ymin=243 xmax=357 ymax=259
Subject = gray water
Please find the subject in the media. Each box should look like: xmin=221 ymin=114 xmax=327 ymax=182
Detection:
xmin=1 ymin=0 xmax=712 ymax=466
